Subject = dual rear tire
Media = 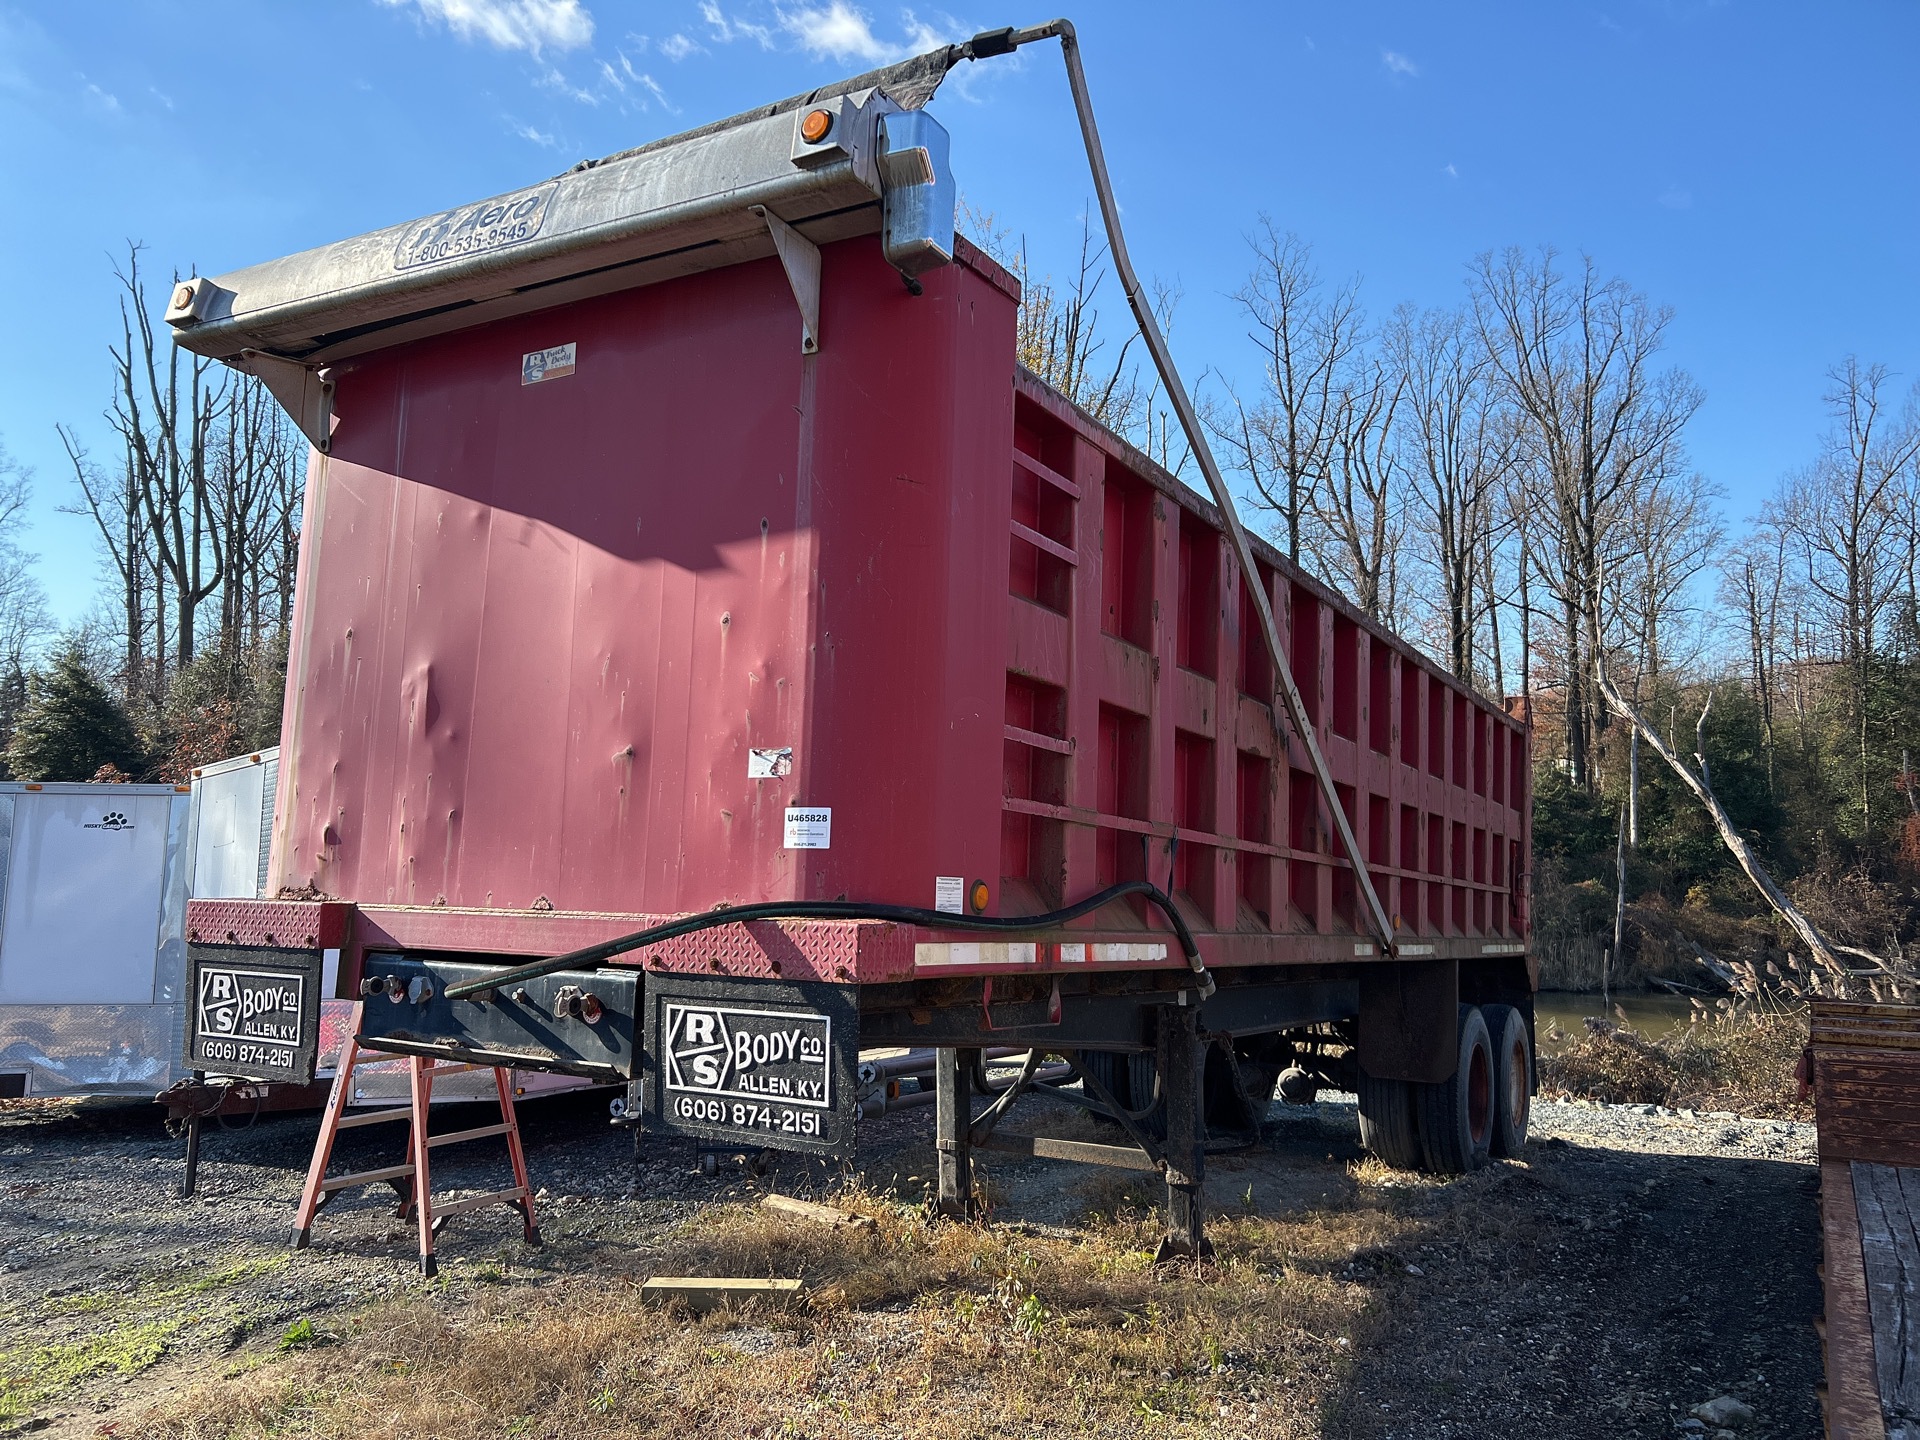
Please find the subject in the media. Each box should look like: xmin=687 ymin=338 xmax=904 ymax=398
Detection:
xmin=1356 ymin=1002 xmax=1532 ymax=1174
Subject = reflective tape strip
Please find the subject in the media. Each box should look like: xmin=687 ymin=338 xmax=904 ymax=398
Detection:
xmin=914 ymin=942 xmax=1038 ymax=968
xmin=1071 ymin=943 xmax=1167 ymax=964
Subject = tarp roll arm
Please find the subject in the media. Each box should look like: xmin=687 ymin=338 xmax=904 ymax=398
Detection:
xmin=984 ymin=19 xmax=1399 ymax=957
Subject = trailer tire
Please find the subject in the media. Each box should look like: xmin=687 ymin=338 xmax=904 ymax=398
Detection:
xmin=1203 ymin=1047 xmax=1281 ymax=1133
xmin=1415 ymin=1004 xmax=1495 ymax=1174
xmin=1482 ymin=1003 xmax=1532 ymax=1158
xmin=1356 ymin=1070 xmax=1423 ymax=1170
xmin=1081 ymin=1051 xmax=1128 ymax=1124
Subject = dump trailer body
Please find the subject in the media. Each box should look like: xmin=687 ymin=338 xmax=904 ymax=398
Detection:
xmin=239 ymin=237 xmax=1527 ymax=973
xmin=175 ymin=74 xmax=1531 ymax=1207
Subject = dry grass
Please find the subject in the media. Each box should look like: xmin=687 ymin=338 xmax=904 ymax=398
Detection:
xmin=136 ymin=1186 xmax=1412 ymax=1440
xmin=1537 ymin=1005 xmax=1809 ymax=1117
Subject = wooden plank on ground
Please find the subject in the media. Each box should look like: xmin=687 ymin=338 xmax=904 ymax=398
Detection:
xmin=976 ymin=1131 xmax=1160 ymax=1172
xmin=1824 ymin=1160 xmax=1889 ymax=1440
xmin=1855 ymin=1163 xmax=1920 ymax=1428
xmin=761 ymin=1193 xmax=876 ymax=1230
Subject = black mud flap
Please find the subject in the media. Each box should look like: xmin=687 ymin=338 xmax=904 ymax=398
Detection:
xmin=643 ymin=975 xmax=859 ymax=1160
xmin=187 ymin=944 xmax=325 ymax=1084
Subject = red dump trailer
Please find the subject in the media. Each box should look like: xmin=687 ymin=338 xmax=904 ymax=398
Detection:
xmin=169 ymin=33 xmax=1533 ymax=1257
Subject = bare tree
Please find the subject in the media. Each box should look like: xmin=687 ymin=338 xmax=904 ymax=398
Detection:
xmin=1470 ymin=247 xmax=1703 ymax=789
xmin=106 ymin=243 xmax=227 ymax=683
xmin=1769 ymin=359 xmax=1920 ymax=834
xmin=1217 ymin=223 xmax=1361 ymax=564
xmin=1388 ymin=303 xmax=1515 ymax=684
xmin=1718 ymin=524 xmax=1791 ymax=794
xmin=1315 ymin=349 xmax=1405 ymax=624
xmin=57 ymin=428 xmax=151 ymax=698
xmin=1607 ymin=465 xmax=1722 ymax=681
xmin=0 ymin=440 xmax=50 ymax=676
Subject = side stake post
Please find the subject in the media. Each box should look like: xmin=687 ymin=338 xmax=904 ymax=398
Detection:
xmin=1155 ymin=1003 xmax=1214 ymax=1263
xmin=934 ymin=1045 xmax=977 ymax=1218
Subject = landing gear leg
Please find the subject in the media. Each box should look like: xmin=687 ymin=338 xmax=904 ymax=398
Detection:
xmin=180 ymin=1071 xmax=205 ymax=1200
xmin=1155 ymin=1005 xmax=1214 ymax=1263
xmin=934 ymin=1045 xmax=977 ymax=1218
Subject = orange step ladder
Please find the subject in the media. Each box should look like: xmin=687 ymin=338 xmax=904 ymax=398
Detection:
xmin=292 ymin=1003 xmax=541 ymax=1276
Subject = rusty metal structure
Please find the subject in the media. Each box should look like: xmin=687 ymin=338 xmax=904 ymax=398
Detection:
xmin=170 ymin=22 xmax=1534 ymax=1259
xmin=1805 ymin=1000 xmax=1920 ymax=1437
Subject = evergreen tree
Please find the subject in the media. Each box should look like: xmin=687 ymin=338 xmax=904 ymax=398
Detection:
xmin=5 ymin=637 xmax=143 ymax=781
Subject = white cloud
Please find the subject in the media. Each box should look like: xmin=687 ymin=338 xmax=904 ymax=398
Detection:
xmin=1443 ymin=162 xmax=1458 ymax=179
xmin=81 ymin=78 xmax=121 ymax=113
xmin=514 ymin=120 xmax=559 ymax=146
xmin=1381 ymin=49 xmax=1418 ymax=77
xmin=659 ymin=32 xmax=704 ymax=60
xmin=702 ymin=2 xmax=774 ymax=48
xmin=637 ymin=71 xmax=676 ymax=112
xmin=1659 ymin=183 xmax=1692 ymax=210
xmin=780 ymin=2 xmax=894 ymax=63
xmin=380 ymin=0 xmax=594 ymax=56
xmin=539 ymin=64 xmax=600 ymax=104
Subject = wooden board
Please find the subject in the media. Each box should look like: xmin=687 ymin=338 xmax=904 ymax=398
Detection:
xmin=1825 ymin=1161 xmax=1890 ymax=1440
xmin=1853 ymin=1163 xmax=1920 ymax=1433
xmin=1810 ymin=1002 xmax=1920 ymax=1169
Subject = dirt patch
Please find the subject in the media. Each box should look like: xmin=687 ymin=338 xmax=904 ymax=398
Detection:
xmin=0 ymin=1085 xmax=1821 ymax=1437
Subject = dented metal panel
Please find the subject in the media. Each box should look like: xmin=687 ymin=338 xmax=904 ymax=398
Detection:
xmin=270 ymin=235 xmax=1013 ymax=924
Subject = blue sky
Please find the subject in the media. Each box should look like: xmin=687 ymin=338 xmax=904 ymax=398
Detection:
xmin=1 ymin=0 xmax=1915 ymax=630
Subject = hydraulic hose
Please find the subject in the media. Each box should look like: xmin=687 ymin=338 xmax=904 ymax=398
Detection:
xmin=986 ymin=20 xmax=1398 ymax=958
xmin=443 ymin=878 xmax=1209 ymax=1001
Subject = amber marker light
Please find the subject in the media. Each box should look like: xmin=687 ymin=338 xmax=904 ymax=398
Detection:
xmin=800 ymin=108 xmax=833 ymax=143
xmin=969 ymin=880 xmax=990 ymax=913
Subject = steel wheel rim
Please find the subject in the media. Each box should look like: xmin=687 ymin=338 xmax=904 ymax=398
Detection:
xmin=1467 ymin=1041 xmax=1493 ymax=1145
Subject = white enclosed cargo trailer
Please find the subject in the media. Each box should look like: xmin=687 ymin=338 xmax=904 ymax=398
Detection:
xmin=0 ymin=747 xmax=594 ymax=1108
xmin=0 ymin=781 xmax=194 ymax=1097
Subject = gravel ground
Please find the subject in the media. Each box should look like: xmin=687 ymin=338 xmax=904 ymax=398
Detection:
xmin=0 ymin=1084 xmax=1822 ymax=1437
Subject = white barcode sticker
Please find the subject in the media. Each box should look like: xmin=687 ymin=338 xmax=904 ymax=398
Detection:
xmin=783 ymin=807 xmax=831 ymax=849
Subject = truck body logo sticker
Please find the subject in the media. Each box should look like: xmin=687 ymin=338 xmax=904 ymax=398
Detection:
xmin=194 ymin=966 xmax=306 ymax=1072
xmin=662 ymin=1003 xmax=831 ymax=1108
xmin=394 ymin=182 xmax=557 ymax=271
xmin=84 ymin=811 xmax=133 ymax=831
xmin=521 ymin=342 xmax=576 ymax=385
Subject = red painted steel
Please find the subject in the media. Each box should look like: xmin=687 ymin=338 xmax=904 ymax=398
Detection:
xmin=224 ymin=229 xmax=1529 ymax=983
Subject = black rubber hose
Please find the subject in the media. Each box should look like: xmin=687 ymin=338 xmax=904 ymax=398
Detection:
xmin=441 ymin=879 xmax=1206 ymax=1000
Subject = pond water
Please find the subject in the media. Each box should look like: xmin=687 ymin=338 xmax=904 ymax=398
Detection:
xmin=1533 ymin=990 xmax=1700 ymax=1049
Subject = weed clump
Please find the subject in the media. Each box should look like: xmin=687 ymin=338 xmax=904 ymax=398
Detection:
xmin=1537 ymin=1004 xmax=1808 ymax=1117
